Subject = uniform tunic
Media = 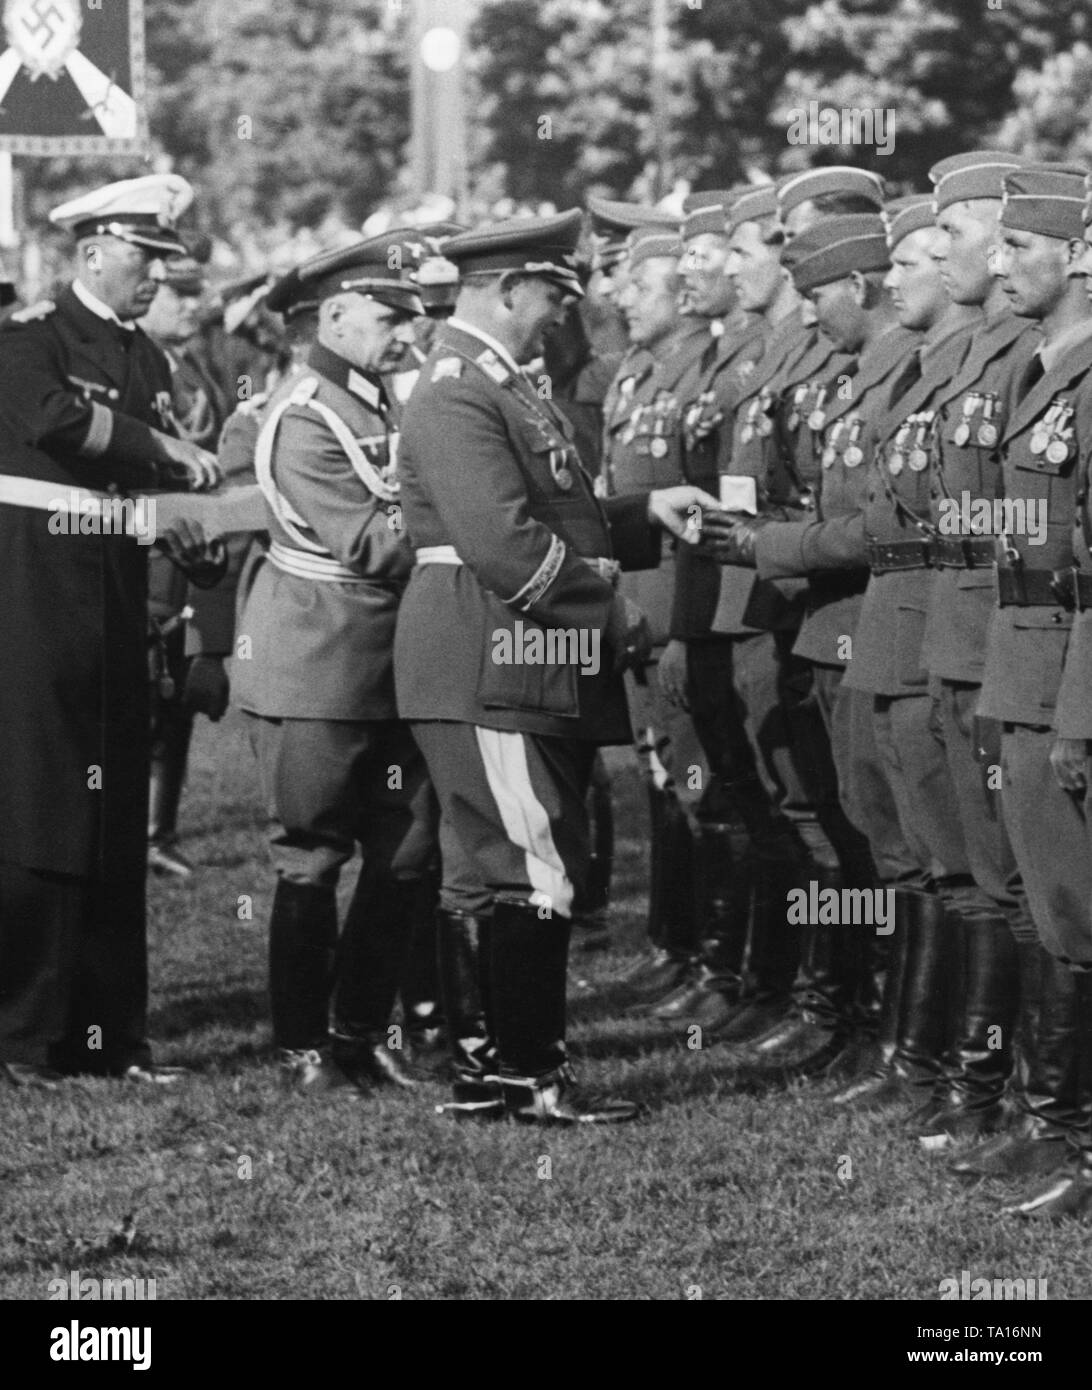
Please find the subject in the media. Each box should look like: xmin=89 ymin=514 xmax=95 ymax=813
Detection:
xmin=394 ymin=319 xmax=661 ymax=917
xmin=0 ymin=282 xmax=179 ymax=1070
xmin=978 ymin=332 xmax=1092 ymax=963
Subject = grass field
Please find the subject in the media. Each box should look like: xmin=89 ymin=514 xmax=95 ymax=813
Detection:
xmin=1 ymin=712 xmax=1088 ymax=1302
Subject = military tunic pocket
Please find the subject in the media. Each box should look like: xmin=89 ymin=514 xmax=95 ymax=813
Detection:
xmin=476 ymin=606 xmax=581 ymax=718
xmin=893 ymin=604 xmax=929 ymax=689
xmin=1010 ymin=608 xmax=1074 ymax=713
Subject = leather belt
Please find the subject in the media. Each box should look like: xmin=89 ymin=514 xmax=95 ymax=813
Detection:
xmin=268 ymin=539 xmax=370 ymax=584
xmin=866 ymin=537 xmax=932 ymax=573
xmin=931 ymin=536 xmax=996 ymax=569
xmin=996 ymin=564 xmax=1082 ymax=609
xmin=415 ymin=544 xmax=621 ymax=586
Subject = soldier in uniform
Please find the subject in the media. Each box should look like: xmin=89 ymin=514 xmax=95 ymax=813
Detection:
xmin=393 ymin=210 xmax=727 ymax=1125
xmin=0 ymin=176 xmax=221 ymax=1088
xmin=603 ymin=225 xmax=713 ymax=994
xmin=721 ymin=213 xmax=916 ymax=1080
xmin=962 ymin=165 xmax=1092 ymax=1216
xmin=233 ymin=235 xmax=437 ymax=1093
xmin=142 ymin=253 xmax=234 ymax=878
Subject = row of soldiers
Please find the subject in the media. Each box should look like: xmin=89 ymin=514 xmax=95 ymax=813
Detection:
xmin=572 ymin=156 xmax=1092 ymax=1222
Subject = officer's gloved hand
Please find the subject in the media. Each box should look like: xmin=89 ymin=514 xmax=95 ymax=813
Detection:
xmin=183 ymin=656 xmax=230 ymax=722
xmin=157 ymin=434 xmax=222 ymax=491
xmin=606 ymin=594 xmax=652 ymax=674
xmin=705 ymin=513 xmax=767 ymax=567
xmin=158 ymin=517 xmax=228 ymax=588
xmin=658 ymin=638 xmax=690 ymax=711
xmin=1049 ymin=737 xmax=1091 ymax=794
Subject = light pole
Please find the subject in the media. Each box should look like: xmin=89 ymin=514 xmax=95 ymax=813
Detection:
xmin=410 ymin=0 xmax=470 ymax=214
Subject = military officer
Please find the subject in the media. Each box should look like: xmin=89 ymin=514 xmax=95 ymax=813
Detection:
xmin=142 ymin=252 xmax=234 ymax=879
xmin=233 ymin=234 xmax=437 ymax=1093
xmin=604 ymin=225 xmax=713 ymax=994
xmin=394 ymin=210 xmax=727 ymax=1125
xmin=966 ymin=165 xmax=1092 ymax=1218
xmin=0 ymin=175 xmax=220 ymax=1088
xmin=776 ymin=165 xmax=886 ymax=242
xmin=725 ymin=213 xmax=915 ymax=1080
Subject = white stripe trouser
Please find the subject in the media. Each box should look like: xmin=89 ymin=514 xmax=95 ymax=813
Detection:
xmin=409 ymin=722 xmax=596 ymax=921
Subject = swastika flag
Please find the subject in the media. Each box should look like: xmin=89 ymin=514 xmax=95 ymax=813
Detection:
xmin=0 ymin=0 xmax=148 ymax=154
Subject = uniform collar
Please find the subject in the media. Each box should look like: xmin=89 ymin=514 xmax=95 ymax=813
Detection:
xmin=446 ymin=317 xmax=522 ymax=379
xmin=307 ymin=341 xmax=387 ymax=410
xmin=72 ymin=276 xmax=136 ymax=331
xmin=1037 ymin=316 xmax=1092 ymax=375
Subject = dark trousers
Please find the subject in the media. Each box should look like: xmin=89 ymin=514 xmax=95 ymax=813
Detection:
xmin=0 ymin=863 xmax=151 ymax=1072
xmin=411 ymin=721 xmax=596 ymax=920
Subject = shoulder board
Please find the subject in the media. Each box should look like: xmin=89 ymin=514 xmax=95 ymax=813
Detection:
xmin=476 ymin=349 xmax=511 ymax=385
xmin=431 ymin=356 xmax=463 ymax=383
xmin=235 ymin=392 xmax=270 ymax=416
xmin=9 ymin=299 xmax=55 ymax=324
xmin=288 ymin=376 xmax=320 ymax=406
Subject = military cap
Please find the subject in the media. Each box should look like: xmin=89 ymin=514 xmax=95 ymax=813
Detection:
xmin=930 ymin=150 xmax=1029 ymax=213
xmin=443 ymin=209 xmax=585 ymax=297
xmin=586 ymin=196 xmax=677 ymax=239
xmin=882 ymin=194 xmax=936 ymax=248
xmin=160 ymin=255 xmax=205 ymax=295
xmin=400 ymin=222 xmax=465 ymax=314
xmin=627 ymin=226 xmax=683 ymax=268
xmin=1000 ymin=163 xmax=1091 ymax=241
xmin=777 ymin=166 xmax=885 ymax=217
xmin=784 ymin=214 xmax=891 ymax=293
xmin=726 ymin=184 xmax=779 ymax=234
xmin=266 ymin=231 xmax=426 ymax=318
xmin=682 ymin=191 xmax=733 ymax=241
xmin=49 ymin=174 xmax=194 ymax=256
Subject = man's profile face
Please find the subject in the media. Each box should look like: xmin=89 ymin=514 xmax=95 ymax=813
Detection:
xmin=995 ymin=227 xmax=1071 ymax=321
xmin=729 ymin=221 xmax=785 ymax=314
xmin=884 ymin=227 xmax=948 ymax=330
xmin=618 ymin=257 xmax=679 ymax=348
xmin=141 ymin=283 xmax=202 ymax=345
xmin=811 ymin=277 xmax=866 ymax=352
xmin=506 ymin=275 xmax=573 ymax=363
xmin=934 ymin=201 xmax=998 ymax=306
xmin=679 ymin=233 xmax=734 ymax=318
xmin=80 ymin=237 xmax=165 ymax=320
xmin=325 ymin=293 xmax=418 ymax=373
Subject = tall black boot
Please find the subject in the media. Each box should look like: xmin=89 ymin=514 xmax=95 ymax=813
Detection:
xmin=952 ymin=945 xmax=1084 ymax=1180
xmin=399 ymin=873 xmax=445 ymax=1051
xmin=147 ymin=720 xmax=195 ymax=879
xmin=832 ymin=888 xmax=950 ymax=1109
xmin=1002 ymin=968 xmax=1092 ymax=1219
xmin=491 ymin=900 xmax=638 ymax=1125
xmin=434 ymin=909 xmax=503 ymax=1120
xmin=909 ymin=911 xmax=1019 ymax=1143
xmin=268 ymin=878 xmax=338 ymax=1051
xmin=331 ymin=870 xmax=419 ymax=1090
xmin=626 ymin=791 xmax=699 ymax=998
xmin=711 ymin=834 xmax=804 ymax=1042
xmin=653 ymin=820 xmax=752 ymax=1021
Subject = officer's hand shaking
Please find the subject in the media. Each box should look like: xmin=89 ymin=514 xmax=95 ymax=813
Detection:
xmin=1050 ymin=737 xmax=1091 ymax=795
xmin=157 ymin=433 xmax=222 ymax=492
xmin=606 ymin=593 xmax=652 ymax=674
xmin=646 ymin=486 xmax=736 ymax=546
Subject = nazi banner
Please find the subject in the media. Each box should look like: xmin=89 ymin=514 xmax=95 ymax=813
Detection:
xmin=0 ymin=0 xmax=148 ymax=154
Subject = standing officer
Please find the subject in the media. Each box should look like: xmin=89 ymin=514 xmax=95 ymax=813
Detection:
xmin=605 ymin=225 xmax=712 ymax=995
xmin=142 ymin=252 xmax=234 ymax=878
xmin=233 ymin=235 xmax=436 ymax=1093
xmin=969 ymin=165 xmax=1092 ymax=1215
xmin=0 ymin=176 xmax=220 ymax=1088
xmin=394 ymin=210 xmax=725 ymax=1125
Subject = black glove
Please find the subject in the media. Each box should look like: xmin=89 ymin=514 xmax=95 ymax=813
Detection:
xmin=706 ymin=515 xmax=766 ymax=567
xmin=182 ymin=656 xmax=230 ymax=721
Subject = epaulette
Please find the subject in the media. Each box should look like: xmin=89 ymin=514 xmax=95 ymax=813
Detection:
xmin=9 ymin=299 xmax=55 ymax=324
xmin=476 ymin=349 xmax=511 ymax=385
xmin=431 ymin=356 xmax=462 ymax=383
xmin=234 ymin=392 xmax=270 ymax=416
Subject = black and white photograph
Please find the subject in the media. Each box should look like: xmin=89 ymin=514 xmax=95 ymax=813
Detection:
xmin=1 ymin=0 xmax=1090 ymax=1333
